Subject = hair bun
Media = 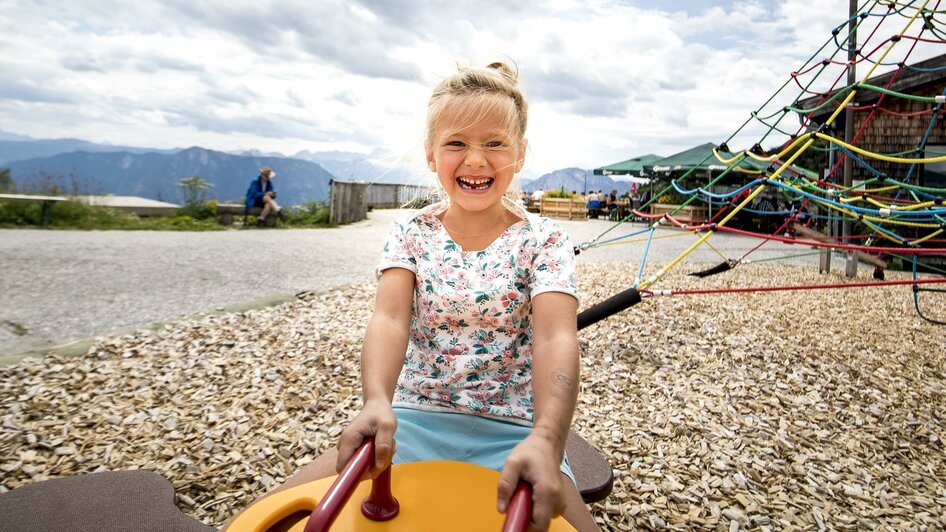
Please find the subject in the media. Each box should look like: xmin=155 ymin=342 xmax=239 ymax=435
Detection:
xmin=486 ymin=61 xmax=518 ymax=82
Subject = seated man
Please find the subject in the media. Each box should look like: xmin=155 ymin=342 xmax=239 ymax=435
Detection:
xmin=605 ymin=189 xmax=618 ymax=220
xmin=586 ymin=190 xmax=600 ymax=219
xmin=245 ymin=167 xmax=283 ymax=224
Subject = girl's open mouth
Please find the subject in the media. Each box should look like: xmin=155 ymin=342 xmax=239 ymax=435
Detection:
xmin=456 ymin=176 xmax=494 ymax=191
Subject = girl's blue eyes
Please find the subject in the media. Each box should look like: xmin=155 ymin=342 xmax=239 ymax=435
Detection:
xmin=444 ymin=141 xmax=507 ymax=149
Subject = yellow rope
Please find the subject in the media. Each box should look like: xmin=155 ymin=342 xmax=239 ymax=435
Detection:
xmin=912 ymin=228 xmax=945 ymax=245
xmin=861 ymin=185 xmax=900 ymax=193
xmin=702 ymin=238 xmax=731 ymax=262
xmin=815 ymin=132 xmax=946 ymax=163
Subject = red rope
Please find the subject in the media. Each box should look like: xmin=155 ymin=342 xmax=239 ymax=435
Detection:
xmin=715 ymin=225 xmax=946 ymax=254
xmin=643 ymin=277 xmax=946 ymax=296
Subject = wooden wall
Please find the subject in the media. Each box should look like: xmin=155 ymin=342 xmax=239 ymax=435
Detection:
xmin=330 ymin=181 xmax=438 ymax=224
xmin=821 ymin=83 xmax=946 ymax=183
xmin=797 ymin=55 xmax=946 ymax=186
xmin=329 ymin=180 xmax=368 ymax=225
xmin=366 ymin=183 xmax=438 ymax=209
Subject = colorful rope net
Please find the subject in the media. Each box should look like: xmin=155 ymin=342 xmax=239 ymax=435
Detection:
xmin=576 ymin=0 xmax=946 ymax=324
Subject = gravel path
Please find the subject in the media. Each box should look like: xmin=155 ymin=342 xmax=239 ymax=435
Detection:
xmin=0 ymin=210 xmax=827 ymax=358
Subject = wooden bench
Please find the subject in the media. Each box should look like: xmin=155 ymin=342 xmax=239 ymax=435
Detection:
xmin=649 ymin=203 xmax=709 ymax=225
xmin=0 ymin=193 xmax=67 ymax=226
xmin=216 ymin=203 xmax=277 ymax=227
xmin=540 ymin=197 xmax=587 ymax=220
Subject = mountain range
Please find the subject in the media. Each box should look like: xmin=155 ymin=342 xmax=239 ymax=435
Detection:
xmin=523 ymin=167 xmax=648 ymax=196
xmin=0 ymin=133 xmax=648 ymax=205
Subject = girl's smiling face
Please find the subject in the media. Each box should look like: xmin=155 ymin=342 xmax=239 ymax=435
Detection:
xmin=427 ymin=98 xmax=526 ymax=215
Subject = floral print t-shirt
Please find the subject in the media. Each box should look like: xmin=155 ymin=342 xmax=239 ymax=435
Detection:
xmin=377 ymin=201 xmax=578 ymax=425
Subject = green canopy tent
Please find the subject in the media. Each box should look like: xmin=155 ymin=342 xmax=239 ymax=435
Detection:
xmin=593 ymin=154 xmax=663 ymax=177
xmin=642 ymin=143 xmax=746 ymax=179
xmin=642 ymin=142 xmax=817 ymax=181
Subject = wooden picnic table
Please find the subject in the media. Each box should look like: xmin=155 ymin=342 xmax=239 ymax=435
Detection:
xmin=0 ymin=193 xmax=68 ymax=226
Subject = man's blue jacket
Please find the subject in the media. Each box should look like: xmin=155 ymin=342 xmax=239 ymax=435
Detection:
xmin=245 ymin=176 xmax=274 ymax=208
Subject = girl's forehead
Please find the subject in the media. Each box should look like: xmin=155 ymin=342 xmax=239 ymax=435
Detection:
xmin=436 ymin=97 xmax=518 ymax=137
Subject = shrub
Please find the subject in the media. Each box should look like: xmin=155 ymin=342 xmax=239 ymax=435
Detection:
xmin=182 ymin=199 xmax=217 ymax=220
xmin=544 ymin=189 xmax=579 ymax=199
xmin=281 ymin=200 xmax=333 ymax=227
xmin=0 ymin=198 xmax=223 ymax=231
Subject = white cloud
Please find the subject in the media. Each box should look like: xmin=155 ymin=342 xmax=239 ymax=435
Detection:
xmin=0 ymin=0 xmax=943 ymax=174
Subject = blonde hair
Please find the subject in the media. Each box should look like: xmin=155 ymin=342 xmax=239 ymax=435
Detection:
xmin=424 ymin=61 xmax=529 ymax=206
xmin=425 ymin=61 xmax=528 ymax=151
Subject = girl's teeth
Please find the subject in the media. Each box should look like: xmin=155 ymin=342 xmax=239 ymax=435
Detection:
xmin=458 ymin=177 xmax=493 ymax=190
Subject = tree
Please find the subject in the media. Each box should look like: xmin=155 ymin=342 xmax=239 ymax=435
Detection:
xmin=178 ymin=175 xmax=213 ymax=206
xmin=0 ymin=167 xmax=13 ymax=192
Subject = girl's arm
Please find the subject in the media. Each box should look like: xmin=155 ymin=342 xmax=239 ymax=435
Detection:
xmin=335 ymin=267 xmax=415 ymax=476
xmin=498 ymin=291 xmax=580 ymax=530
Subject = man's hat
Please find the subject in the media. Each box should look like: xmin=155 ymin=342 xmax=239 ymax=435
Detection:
xmin=260 ymin=166 xmax=276 ymax=177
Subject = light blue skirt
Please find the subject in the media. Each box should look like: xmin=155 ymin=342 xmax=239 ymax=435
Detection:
xmin=391 ymin=407 xmax=576 ymax=485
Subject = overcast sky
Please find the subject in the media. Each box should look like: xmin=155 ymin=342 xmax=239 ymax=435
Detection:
xmin=1 ymin=0 xmax=942 ymax=176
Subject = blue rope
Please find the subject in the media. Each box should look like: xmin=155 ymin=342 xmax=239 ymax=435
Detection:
xmin=912 ymin=256 xmax=946 ymax=325
xmin=634 ymin=227 xmax=657 ymax=289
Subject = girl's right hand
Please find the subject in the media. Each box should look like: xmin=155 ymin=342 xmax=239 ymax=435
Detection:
xmin=335 ymin=399 xmax=397 ymax=479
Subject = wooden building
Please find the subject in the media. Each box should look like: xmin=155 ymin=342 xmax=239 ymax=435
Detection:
xmin=796 ymin=54 xmax=946 ymax=188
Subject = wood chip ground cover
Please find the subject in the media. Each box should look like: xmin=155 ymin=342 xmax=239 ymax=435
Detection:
xmin=1 ymin=262 xmax=944 ymax=530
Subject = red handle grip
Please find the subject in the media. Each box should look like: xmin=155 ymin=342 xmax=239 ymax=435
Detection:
xmin=501 ymin=482 xmax=533 ymax=532
xmin=303 ymin=437 xmax=531 ymax=531
xmin=303 ymin=439 xmax=375 ymax=532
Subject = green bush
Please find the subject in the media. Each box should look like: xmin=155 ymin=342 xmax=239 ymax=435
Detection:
xmin=181 ymin=199 xmax=217 ymax=220
xmin=0 ymin=199 xmax=137 ymax=228
xmin=544 ymin=189 xmax=579 ymax=199
xmin=0 ymin=199 xmax=223 ymax=231
xmin=280 ymin=200 xmax=333 ymax=227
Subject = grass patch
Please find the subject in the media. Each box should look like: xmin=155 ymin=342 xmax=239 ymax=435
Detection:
xmin=0 ymin=198 xmax=338 ymax=231
xmin=248 ymin=200 xmax=334 ymax=229
xmin=0 ymin=199 xmax=224 ymax=231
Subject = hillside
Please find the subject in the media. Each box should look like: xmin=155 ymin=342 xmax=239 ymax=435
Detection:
xmin=7 ymin=147 xmax=335 ymax=206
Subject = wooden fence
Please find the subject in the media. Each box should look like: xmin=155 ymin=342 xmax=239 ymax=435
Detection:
xmin=366 ymin=183 xmax=438 ymax=209
xmin=539 ymin=198 xmax=587 ymax=220
xmin=649 ymin=203 xmax=709 ymax=225
xmin=329 ymin=180 xmax=368 ymax=225
xmin=330 ymin=181 xmax=439 ymax=224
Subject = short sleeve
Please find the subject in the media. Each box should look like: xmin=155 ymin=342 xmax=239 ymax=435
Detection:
xmin=530 ymin=219 xmax=578 ymax=300
xmin=377 ymin=218 xmax=418 ymax=278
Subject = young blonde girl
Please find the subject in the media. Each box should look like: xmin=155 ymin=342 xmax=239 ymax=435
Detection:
xmin=235 ymin=62 xmax=597 ymax=531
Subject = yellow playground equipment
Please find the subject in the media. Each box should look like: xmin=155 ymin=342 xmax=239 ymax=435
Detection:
xmin=228 ymin=438 xmax=575 ymax=531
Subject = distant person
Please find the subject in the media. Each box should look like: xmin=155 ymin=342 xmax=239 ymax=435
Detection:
xmin=606 ymin=189 xmax=618 ymax=220
xmin=754 ymin=196 xmax=775 ymax=232
xmin=245 ymin=166 xmax=283 ymax=224
xmin=586 ymin=190 xmax=600 ymax=218
xmin=529 ymin=188 xmax=544 ymax=212
xmin=640 ymin=190 xmax=651 ymax=213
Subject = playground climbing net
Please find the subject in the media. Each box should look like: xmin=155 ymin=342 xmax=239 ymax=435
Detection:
xmin=577 ymin=0 xmax=946 ymax=325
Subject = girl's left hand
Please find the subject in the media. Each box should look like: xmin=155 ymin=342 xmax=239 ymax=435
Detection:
xmin=496 ymin=434 xmax=565 ymax=531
